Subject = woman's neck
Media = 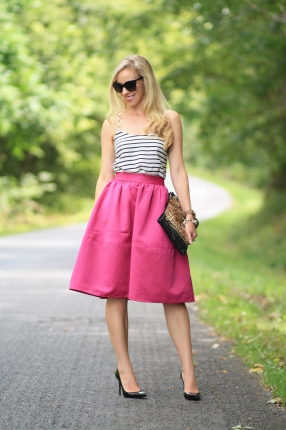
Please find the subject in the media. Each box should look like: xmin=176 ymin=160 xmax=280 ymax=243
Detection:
xmin=126 ymin=106 xmax=145 ymax=116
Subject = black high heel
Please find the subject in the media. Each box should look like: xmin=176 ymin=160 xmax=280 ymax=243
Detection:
xmin=180 ymin=371 xmax=201 ymax=401
xmin=115 ymin=369 xmax=147 ymax=399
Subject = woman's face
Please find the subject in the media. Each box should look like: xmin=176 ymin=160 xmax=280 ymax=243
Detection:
xmin=116 ymin=68 xmax=145 ymax=108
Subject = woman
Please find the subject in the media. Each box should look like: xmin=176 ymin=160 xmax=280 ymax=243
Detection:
xmin=69 ymin=55 xmax=200 ymax=400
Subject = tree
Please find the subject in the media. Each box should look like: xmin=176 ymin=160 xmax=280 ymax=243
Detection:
xmin=159 ymin=0 xmax=286 ymax=190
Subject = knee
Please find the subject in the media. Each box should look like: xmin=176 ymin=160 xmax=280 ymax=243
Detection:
xmin=106 ymin=297 xmax=128 ymax=311
xmin=163 ymin=302 xmax=186 ymax=310
xmin=163 ymin=302 xmax=187 ymax=315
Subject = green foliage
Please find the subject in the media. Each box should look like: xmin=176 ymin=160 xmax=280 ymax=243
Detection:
xmin=0 ymin=171 xmax=56 ymax=219
xmin=160 ymin=0 xmax=286 ymax=190
xmin=0 ymin=0 xmax=106 ymax=195
xmin=0 ymin=1 xmax=71 ymax=187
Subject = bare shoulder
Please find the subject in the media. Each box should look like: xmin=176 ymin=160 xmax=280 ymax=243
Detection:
xmin=164 ymin=109 xmax=181 ymax=120
xmin=102 ymin=117 xmax=117 ymax=139
xmin=165 ymin=110 xmax=182 ymax=136
xmin=164 ymin=109 xmax=182 ymax=127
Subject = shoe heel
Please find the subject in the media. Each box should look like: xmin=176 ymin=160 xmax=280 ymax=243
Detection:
xmin=115 ymin=368 xmax=147 ymax=399
xmin=180 ymin=371 xmax=201 ymax=401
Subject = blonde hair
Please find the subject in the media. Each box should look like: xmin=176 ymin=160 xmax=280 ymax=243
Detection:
xmin=107 ymin=55 xmax=173 ymax=151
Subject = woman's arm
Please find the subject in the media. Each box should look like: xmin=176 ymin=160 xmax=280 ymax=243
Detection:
xmin=166 ymin=110 xmax=197 ymax=244
xmin=95 ymin=119 xmax=116 ymax=203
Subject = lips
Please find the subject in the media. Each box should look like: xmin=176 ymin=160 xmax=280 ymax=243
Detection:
xmin=125 ymin=94 xmax=135 ymax=103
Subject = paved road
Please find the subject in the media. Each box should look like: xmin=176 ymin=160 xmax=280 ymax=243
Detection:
xmin=165 ymin=172 xmax=232 ymax=221
xmin=0 ymin=175 xmax=285 ymax=430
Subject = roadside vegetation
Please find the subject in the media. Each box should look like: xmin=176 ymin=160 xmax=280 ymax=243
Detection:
xmin=187 ymin=166 xmax=286 ymax=405
xmin=0 ymin=193 xmax=94 ymax=236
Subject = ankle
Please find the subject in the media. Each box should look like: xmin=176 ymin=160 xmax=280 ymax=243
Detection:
xmin=182 ymin=365 xmax=195 ymax=376
xmin=117 ymin=364 xmax=133 ymax=376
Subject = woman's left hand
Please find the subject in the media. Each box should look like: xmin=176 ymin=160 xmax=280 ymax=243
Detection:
xmin=185 ymin=221 xmax=197 ymax=245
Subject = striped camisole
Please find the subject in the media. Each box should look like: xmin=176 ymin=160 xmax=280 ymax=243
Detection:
xmin=112 ymin=113 xmax=168 ymax=179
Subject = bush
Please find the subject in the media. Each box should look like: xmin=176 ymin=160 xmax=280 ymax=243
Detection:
xmin=0 ymin=172 xmax=56 ymax=219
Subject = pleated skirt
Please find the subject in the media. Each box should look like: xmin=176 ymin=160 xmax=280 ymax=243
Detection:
xmin=69 ymin=172 xmax=195 ymax=303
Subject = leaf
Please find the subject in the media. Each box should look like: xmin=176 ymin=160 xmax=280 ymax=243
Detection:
xmin=194 ymin=294 xmax=207 ymax=302
xmin=249 ymin=364 xmax=264 ymax=374
xmin=217 ymin=294 xmax=228 ymax=304
xmin=249 ymin=367 xmax=263 ymax=374
xmin=232 ymin=426 xmax=253 ymax=430
xmin=268 ymin=398 xmax=282 ymax=406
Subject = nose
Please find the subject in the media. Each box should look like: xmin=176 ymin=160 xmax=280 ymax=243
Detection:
xmin=122 ymin=87 xmax=129 ymax=95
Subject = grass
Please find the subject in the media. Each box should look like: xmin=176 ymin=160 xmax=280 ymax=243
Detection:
xmin=185 ymin=164 xmax=286 ymax=405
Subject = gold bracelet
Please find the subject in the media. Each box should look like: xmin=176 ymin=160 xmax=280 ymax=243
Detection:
xmin=184 ymin=209 xmax=196 ymax=217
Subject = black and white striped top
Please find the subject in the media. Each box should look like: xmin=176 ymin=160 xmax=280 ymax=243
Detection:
xmin=113 ymin=114 xmax=168 ymax=179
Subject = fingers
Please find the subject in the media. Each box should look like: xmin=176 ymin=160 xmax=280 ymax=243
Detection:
xmin=189 ymin=236 xmax=197 ymax=244
xmin=187 ymin=228 xmax=198 ymax=245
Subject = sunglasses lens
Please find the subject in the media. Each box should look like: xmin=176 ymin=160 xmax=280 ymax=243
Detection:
xmin=113 ymin=77 xmax=142 ymax=93
xmin=113 ymin=82 xmax=123 ymax=93
xmin=125 ymin=81 xmax=136 ymax=92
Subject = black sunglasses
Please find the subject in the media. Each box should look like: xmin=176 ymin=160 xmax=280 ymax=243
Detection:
xmin=113 ymin=76 xmax=143 ymax=93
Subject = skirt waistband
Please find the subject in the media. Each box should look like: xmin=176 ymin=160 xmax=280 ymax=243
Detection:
xmin=114 ymin=172 xmax=165 ymax=186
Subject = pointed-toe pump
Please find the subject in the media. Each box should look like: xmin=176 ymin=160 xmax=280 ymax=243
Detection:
xmin=180 ymin=371 xmax=201 ymax=401
xmin=115 ymin=369 xmax=147 ymax=399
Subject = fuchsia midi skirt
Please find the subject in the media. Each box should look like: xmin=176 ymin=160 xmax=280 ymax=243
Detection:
xmin=69 ymin=172 xmax=195 ymax=303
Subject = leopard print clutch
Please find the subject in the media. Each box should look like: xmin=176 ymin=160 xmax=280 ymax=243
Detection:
xmin=157 ymin=192 xmax=190 ymax=256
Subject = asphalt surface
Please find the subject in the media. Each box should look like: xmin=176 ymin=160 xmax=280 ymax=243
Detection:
xmin=0 ymin=175 xmax=285 ymax=430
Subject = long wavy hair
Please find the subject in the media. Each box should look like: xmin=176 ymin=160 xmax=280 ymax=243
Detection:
xmin=107 ymin=55 xmax=173 ymax=151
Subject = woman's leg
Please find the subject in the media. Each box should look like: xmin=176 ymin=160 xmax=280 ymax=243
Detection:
xmin=105 ymin=298 xmax=140 ymax=392
xmin=163 ymin=303 xmax=199 ymax=393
